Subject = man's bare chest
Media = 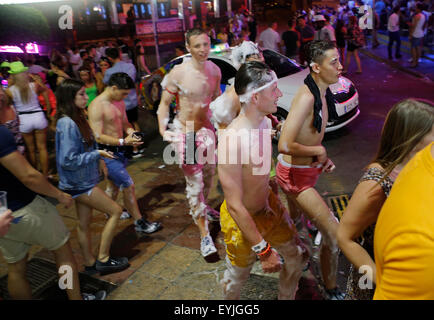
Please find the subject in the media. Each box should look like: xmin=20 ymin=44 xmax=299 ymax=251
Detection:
xmin=176 ymin=71 xmax=217 ymax=98
xmin=103 ymin=105 xmax=123 ymax=125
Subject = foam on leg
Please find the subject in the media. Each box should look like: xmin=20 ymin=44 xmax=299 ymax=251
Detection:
xmin=274 ymin=237 xmax=308 ymax=300
xmin=220 ymin=256 xmax=253 ymax=300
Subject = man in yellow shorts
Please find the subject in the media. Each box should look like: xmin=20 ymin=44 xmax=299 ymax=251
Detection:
xmin=217 ymin=61 xmax=308 ymax=300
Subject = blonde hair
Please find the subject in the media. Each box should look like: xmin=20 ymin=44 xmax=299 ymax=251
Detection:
xmin=373 ymin=98 xmax=434 ymax=179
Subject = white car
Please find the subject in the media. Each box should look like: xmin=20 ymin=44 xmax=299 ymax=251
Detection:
xmin=142 ymin=47 xmax=360 ymax=132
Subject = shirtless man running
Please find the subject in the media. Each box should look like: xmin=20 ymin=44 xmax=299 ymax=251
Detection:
xmin=276 ymin=40 xmax=345 ymax=300
xmin=88 ymin=72 xmax=161 ymax=234
xmin=218 ymin=61 xmax=308 ymax=300
xmin=157 ymin=29 xmax=221 ymax=258
xmin=210 ymin=40 xmax=282 ymax=194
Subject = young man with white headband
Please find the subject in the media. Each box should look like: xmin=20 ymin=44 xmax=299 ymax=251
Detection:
xmin=276 ymin=40 xmax=345 ymax=300
xmin=218 ymin=61 xmax=308 ymax=300
xmin=210 ymin=41 xmax=282 ymax=194
xmin=157 ymin=29 xmax=222 ymax=259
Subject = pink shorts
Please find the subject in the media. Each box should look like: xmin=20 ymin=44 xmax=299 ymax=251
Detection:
xmin=276 ymin=155 xmax=322 ymax=194
xmin=170 ymin=119 xmax=216 ymax=176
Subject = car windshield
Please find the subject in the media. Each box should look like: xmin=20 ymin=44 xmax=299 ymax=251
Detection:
xmin=209 ymin=58 xmax=236 ymax=85
xmin=262 ymin=49 xmax=303 ymax=78
xmin=164 ymin=57 xmax=183 ymax=73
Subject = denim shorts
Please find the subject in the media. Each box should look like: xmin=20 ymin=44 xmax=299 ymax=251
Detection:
xmin=61 ymin=186 xmax=94 ymax=199
xmin=103 ymin=151 xmax=134 ymax=190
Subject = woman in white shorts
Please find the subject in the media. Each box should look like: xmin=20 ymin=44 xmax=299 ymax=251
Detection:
xmin=6 ymin=61 xmax=52 ymax=177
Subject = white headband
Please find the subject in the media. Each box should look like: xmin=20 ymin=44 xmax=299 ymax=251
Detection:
xmin=238 ymin=71 xmax=278 ymax=104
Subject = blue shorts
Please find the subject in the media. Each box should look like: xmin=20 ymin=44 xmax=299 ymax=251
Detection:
xmin=103 ymin=151 xmax=134 ymax=190
xmin=411 ymin=37 xmax=423 ymax=48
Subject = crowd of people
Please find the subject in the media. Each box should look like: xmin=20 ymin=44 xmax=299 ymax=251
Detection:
xmin=0 ymin=39 xmax=162 ymax=300
xmin=0 ymin=3 xmax=433 ymax=302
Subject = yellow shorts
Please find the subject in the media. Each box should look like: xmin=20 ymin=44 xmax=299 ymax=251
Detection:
xmin=220 ymin=189 xmax=297 ymax=268
xmin=0 ymin=196 xmax=70 ymax=264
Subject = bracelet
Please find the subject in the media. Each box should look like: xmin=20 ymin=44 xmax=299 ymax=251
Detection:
xmin=257 ymin=243 xmax=272 ymax=259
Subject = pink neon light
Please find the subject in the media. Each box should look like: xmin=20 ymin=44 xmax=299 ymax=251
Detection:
xmin=0 ymin=43 xmax=39 ymax=54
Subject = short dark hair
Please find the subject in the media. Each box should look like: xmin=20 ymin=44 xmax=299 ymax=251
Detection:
xmin=108 ymin=72 xmax=135 ymax=90
xmin=306 ymin=40 xmax=336 ymax=71
xmin=79 ymin=51 xmax=88 ymax=58
xmin=86 ymin=45 xmax=96 ymax=53
xmin=185 ymin=28 xmax=207 ymax=45
xmin=287 ymin=19 xmax=296 ymax=27
xmin=99 ymin=56 xmax=112 ymax=66
xmin=268 ymin=21 xmax=277 ymax=27
xmin=105 ymin=47 xmax=120 ymax=60
xmin=234 ymin=61 xmax=273 ymax=98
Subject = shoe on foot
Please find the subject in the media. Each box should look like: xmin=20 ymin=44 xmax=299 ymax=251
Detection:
xmin=324 ymin=287 xmax=346 ymax=300
xmin=207 ymin=208 xmax=220 ymax=222
xmin=134 ymin=218 xmax=162 ymax=233
xmin=83 ymin=290 xmax=107 ymax=300
xmin=95 ymin=257 xmax=129 ymax=273
xmin=200 ymin=234 xmax=217 ymax=257
xmin=83 ymin=263 xmax=98 ymax=276
xmin=132 ymin=151 xmax=144 ymax=159
xmin=120 ymin=210 xmax=132 ymax=220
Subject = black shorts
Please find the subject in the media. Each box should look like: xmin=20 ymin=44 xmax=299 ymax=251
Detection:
xmin=126 ymin=106 xmax=138 ymax=123
xmin=347 ymin=42 xmax=361 ymax=52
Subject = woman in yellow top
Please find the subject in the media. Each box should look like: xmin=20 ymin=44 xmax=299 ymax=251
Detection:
xmin=374 ymin=141 xmax=434 ymax=300
xmin=337 ymin=98 xmax=434 ymax=300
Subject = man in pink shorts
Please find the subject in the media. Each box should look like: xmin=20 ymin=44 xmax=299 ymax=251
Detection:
xmin=276 ymin=40 xmax=345 ymax=300
xmin=157 ymin=29 xmax=221 ymax=259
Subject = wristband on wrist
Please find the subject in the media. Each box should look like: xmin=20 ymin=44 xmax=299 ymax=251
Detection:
xmin=252 ymin=239 xmax=268 ymax=254
xmin=119 ymin=138 xmax=124 ymax=146
xmin=257 ymin=243 xmax=272 ymax=259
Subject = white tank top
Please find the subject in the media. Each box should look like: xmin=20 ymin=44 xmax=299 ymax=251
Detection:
xmin=413 ymin=13 xmax=426 ymax=38
xmin=9 ymin=83 xmax=41 ymax=113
